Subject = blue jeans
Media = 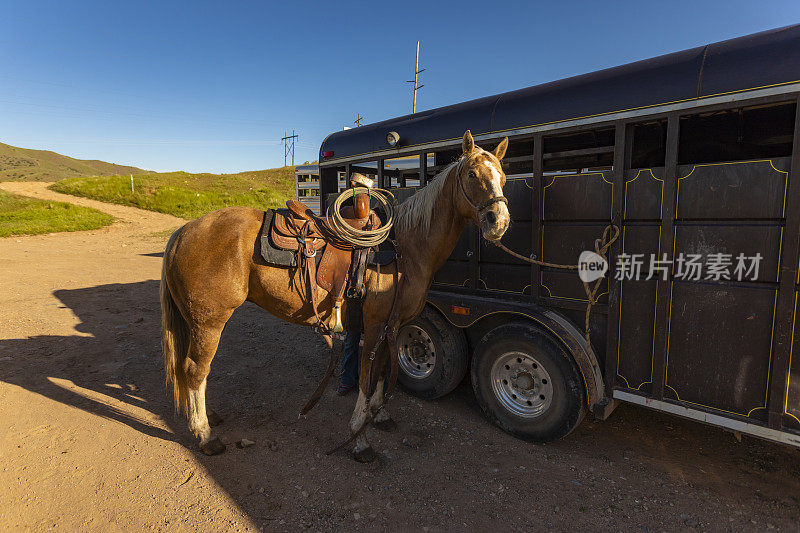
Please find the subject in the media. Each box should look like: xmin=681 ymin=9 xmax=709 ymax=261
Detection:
xmin=340 ymin=329 xmax=361 ymax=388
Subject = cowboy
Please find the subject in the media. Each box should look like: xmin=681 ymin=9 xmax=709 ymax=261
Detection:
xmin=337 ymin=329 xmax=361 ymax=395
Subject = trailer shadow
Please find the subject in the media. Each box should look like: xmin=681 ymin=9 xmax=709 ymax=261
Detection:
xmin=1 ymin=279 xmax=799 ymax=530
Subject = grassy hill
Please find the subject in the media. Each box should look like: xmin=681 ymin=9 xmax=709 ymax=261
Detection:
xmin=0 ymin=190 xmax=113 ymax=236
xmin=0 ymin=142 xmax=146 ymax=182
xmin=50 ymin=167 xmax=295 ymax=219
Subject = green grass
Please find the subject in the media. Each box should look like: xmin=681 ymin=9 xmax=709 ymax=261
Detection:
xmin=49 ymin=167 xmax=295 ymax=219
xmin=0 ymin=190 xmax=114 ymax=237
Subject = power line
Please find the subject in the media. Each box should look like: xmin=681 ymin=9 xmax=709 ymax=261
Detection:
xmin=0 ymin=96 xmax=321 ymax=129
xmin=406 ymin=41 xmax=425 ymax=113
xmin=281 ymin=130 xmax=299 ymax=166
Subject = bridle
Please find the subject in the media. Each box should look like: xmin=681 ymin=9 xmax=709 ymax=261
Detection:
xmin=455 ymin=156 xmax=508 ymax=220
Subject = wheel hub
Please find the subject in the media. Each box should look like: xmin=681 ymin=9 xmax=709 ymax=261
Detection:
xmin=490 ymin=351 xmax=553 ymax=418
xmin=409 ymin=342 xmax=427 ymax=362
xmin=398 ymin=325 xmax=436 ymax=379
xmin=514 ymin=372 xmax=535 ymax=391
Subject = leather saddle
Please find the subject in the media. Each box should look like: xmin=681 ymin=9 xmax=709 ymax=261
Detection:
xmin=269 ymin=198 xmax=380 ymax=332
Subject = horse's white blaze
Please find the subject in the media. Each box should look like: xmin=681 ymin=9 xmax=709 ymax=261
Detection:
xmin=479 ymin=154 xmax=510 ymax=241
xmin=483 ymin=159 xmax=505 ymax=197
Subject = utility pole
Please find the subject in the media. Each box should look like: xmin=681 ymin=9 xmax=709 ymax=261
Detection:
xmin=354 ymin=113 xmax=364 ymax=127
xmin=282 ymin=130 xmax=298 ymax=167
xmin=406 ymin=40 xmax=425 ymax=113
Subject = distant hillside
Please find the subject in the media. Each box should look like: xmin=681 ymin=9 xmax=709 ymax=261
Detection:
xmin=0 ymin=142 xmax=147 ymax=182
xmin=50 ymin=167 xmax=296 ymax=219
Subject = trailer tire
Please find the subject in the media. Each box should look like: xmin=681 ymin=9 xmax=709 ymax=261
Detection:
xmin=397 ymin=306 xmax=468 ymax=399
xmin=471 ymin=322 xmax=585 ymax=443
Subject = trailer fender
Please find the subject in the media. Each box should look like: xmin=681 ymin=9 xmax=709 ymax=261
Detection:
xmin=538 ymin=309 xmax=606 ymax=413
xmin=426 ymin=300 xmax=606 ymax=415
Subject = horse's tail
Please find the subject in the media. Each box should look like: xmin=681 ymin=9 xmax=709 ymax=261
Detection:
xmin=161 ymin=227 xmax=190 ymax=415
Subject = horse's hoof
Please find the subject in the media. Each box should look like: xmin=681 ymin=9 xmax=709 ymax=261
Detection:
xmin=353 ymin=446 xmax=375 ymax=463
xmin=200 ymin=437 xmax=227 ymax=456
xmin=373 ymin=418 xmax=397 ymax=432
xmin=207 ymin=409 xmax=224 ymax=427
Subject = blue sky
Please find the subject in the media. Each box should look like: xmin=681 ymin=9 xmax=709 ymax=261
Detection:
xmin=2 ymin=0 xmax=799 ymax=173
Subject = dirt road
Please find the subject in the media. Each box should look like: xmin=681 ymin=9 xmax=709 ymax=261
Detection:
xmin=1 ymin=182 xmax=799 ymax=531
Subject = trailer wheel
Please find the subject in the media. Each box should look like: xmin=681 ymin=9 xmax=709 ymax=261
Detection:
xmin=397 ymin=306 xmax=468 ymax=399
xmin=471 ymin=322 xmax=585 ymax=443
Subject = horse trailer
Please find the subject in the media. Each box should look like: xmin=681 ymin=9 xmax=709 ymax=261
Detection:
xmin=294 ymin=164 xmax=323 ymax=215
xmin=295 ymin=158 xmax=428 ymax=215
xmin=318 ymin=24 xmax=800 ymax=447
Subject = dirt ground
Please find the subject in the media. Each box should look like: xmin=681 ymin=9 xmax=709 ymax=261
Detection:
xmin=1 ymin=181 xmax=799 ymax=532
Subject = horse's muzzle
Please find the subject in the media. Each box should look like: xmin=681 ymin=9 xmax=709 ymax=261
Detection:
xmin=480 ymin=203 xmax=510 ymax=242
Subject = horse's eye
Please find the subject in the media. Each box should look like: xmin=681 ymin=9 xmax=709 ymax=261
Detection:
xmin=468 ymin=171 xmax=477 ymax=179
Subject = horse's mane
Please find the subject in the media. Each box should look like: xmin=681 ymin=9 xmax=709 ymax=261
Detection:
xmin=394 ymin=158 xmax=461 ymax=236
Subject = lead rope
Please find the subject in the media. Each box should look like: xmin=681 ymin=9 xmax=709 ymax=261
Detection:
xmin=327 ymin=226 xmax=620 ymax=456
xmin=326 ymin=243 xmax=404 ymax=456
xmin=491 ymin=224 xmax=619 ymax=353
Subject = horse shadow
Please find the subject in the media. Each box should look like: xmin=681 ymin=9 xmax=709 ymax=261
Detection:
xmin=0 ymin=279 xmax=335 ymax=447
xmin=0 ymin=278 xmax=386 ymax=526
xmin=0 ymin=281 xmax=179 ymax=443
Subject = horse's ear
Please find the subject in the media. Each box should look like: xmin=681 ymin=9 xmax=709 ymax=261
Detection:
xmin=462 ymin=130 xmax=474 ymax=154
xmin=493 ymin=137 xmax=509 ymax=160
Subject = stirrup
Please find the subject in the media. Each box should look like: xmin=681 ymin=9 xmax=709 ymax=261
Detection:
xmin=330 ymin=299 xmax=344 ymax=333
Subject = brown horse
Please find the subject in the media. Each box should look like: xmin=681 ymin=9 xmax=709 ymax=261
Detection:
xmin=161 ymin=130 xmax=510 ymax=461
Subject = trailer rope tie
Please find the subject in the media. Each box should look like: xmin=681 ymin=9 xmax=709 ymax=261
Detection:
xmin=492 ymin=224 xmax=620 ymax=354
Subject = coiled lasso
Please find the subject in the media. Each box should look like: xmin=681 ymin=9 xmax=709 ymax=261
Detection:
xmin=324 ymin=186 xmax=396 ymax=248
